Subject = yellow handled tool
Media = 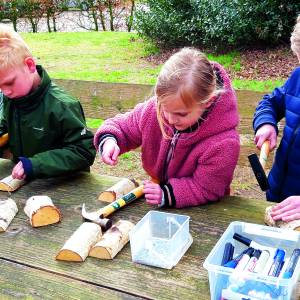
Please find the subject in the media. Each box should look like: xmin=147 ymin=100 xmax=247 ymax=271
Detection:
xmin=98 ymin=185 xmax=144 ymax=218
xmin=0 ymin=133 xmax=8 ymax=147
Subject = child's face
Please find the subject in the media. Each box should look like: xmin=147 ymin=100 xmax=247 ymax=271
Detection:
xmin=160 ymin=94 xmax=212 ymax=131
xmin=0 ymin=58 xmax=36 ymax=99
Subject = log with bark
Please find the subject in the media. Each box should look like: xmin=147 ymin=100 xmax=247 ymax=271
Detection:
xmin=56 ymin=222 xmax=102 ymax=262
xmin=0 ymin=198 xmax=18 ymax=232
xmin=0 ymin=175 xmax=25 ymax=192
xmin=265 ymin=206 xmax=300 ymax=231
xmin=89 ymin=220 xmax=134 ymax=259
xmin=98 ymin=178 xmax=139 ymax=202
xmin=24 ymin=195 xmax=61 ymax=227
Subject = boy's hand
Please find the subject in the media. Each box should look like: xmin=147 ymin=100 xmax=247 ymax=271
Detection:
xmin=271 ymin=196 xmax=300 ymax=221
xmin=101 ymin=139 xmax=120 ymax=165
xmin=12 ymin=161 xmax=26 ymax=180
xmin=254 ymin=124 xmax=277 ymax=151
xmin=143 ymin=180 xmax=162 ymax=206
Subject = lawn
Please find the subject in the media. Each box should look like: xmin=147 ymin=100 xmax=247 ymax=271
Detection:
xmin=22 ymin=31 xmax=283 ymax=91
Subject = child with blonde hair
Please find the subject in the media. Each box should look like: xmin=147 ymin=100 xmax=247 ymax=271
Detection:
xmin=253 ymin=16 xmax=300 ymax=221
xmin=94 ymin=47 xmax=240 ymax=208
xmin=0 ymin=24 xmax=96 ymax=180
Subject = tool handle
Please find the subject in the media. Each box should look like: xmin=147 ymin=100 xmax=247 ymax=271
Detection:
xmin=259 ymin=140 xmax=270 ymax=170
xmin=99 ymin=185 xmax=144 ymax=218
xmin=0 ymin=133 xmax=8 ymax=147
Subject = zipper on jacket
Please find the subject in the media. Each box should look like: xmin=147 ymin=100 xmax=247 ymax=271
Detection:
xmin=162 ymin=130 xmax=181 ymax=182
xmin=15 ymin=107 xmax=24 ymax=156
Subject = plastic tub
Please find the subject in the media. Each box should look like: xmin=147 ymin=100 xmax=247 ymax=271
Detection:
xmin=203 ymin=221 xmax=300 ymax=300
xmin=129 ymin=210 xmax=193 ymax=269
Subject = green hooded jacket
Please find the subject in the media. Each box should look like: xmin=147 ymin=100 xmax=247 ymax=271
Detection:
xmin=0 ymin=65 xmax=96 ymax=179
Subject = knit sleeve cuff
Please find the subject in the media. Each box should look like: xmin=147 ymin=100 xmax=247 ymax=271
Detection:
xmin=159 ymin=183 xmax=176 ymax=208
xmin=98 ymin=134 xmax=118 ymax=155
xmin=19 ymin=156 xmax=33 ymax=178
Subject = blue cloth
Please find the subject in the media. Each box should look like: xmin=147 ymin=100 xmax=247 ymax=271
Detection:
xmin=253 ymin=66 xmax=300 ymax=202
xmin=19 ymin=157 xmax=33 ymax=179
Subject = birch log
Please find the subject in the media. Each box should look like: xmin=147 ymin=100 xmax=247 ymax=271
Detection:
xmin=0 ymin=175 xmax=25 ymax=192
xmin=98 ymin=178 xmax=139 ymax=202
xmin=0 ymin=198 xmax=18 ymax=232
xmin=56 ymin=222 xmax=102 ymax=262
xmin=89 ymin=220 xmax=134 ymax=259
xmin=265 ymin=206 xmax=300 ymax=231
xmin=24 ymin=196 xmax=61 ymax=227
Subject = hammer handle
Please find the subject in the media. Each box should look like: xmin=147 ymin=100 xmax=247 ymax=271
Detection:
xmin=259 ymin=140 xmax=270 ymax=170
xmin=99 ymin=185 xmax=144 ymax=218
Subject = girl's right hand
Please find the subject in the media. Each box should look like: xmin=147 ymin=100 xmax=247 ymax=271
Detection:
xmin=254 ymin=124 xmax=277 ymax=151
xmin=101 ymin=139 xmax=120 ymax=165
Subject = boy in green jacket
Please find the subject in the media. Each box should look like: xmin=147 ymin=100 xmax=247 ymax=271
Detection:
xmin=0 ymin=24 xmax=96 ymax=180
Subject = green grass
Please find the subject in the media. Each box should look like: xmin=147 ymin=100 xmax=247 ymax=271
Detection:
xmin=86 ymin=118 xmax=103 ymax=129
xmin=22 ymin=32 xmax=283 ymax=91
xmin=233 ymin=79 xmax=285 ymax=92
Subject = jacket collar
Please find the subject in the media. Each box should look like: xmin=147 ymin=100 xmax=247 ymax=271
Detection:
xmin=6 ymin=65 xmax=51 ymax=110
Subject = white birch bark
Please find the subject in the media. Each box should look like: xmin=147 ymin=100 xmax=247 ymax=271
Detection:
xmin=89 ymin=220 xmax=134 ymax=259
xmin=56 ymin=222 xmax=102 ymax=262
xmin=98 ymin=178 xmax=138 ymax=202
xmin=24 ymin=195 xmax=61 ymax=227
xmin=0 ymin=175 xmax=25 ymax=192
xmin=0 ymin=198 xmax=18 ymax=232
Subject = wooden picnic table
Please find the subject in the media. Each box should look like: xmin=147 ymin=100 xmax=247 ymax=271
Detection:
xmin=0 ymin=159 xmax=270 ymax=299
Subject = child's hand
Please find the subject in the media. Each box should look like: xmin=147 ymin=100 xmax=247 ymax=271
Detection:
xmin=101 ymin=139 xmax=120 ymax=165
xmin=143 ymin=180 xmax=163 ymax=206
xmin=270 ymin=196 xmax=300 ymax=221
xmin=254 ymin=124 xmax=277 ymax=151
xmin=12 ymin=161 xmax=26 ymax=180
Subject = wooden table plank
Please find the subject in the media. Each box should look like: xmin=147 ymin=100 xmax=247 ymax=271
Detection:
xmin=0 ymin=159 xmax=270 ymax=299
xmin=0 ymin=259 xmax=140 ymax=299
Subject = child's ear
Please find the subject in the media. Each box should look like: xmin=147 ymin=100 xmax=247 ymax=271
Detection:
xmin=24 ymin=57 xmax=36 ymax=73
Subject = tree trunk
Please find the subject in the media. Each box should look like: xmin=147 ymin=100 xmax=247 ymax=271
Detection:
xmin=92 ymin=10 xmax=99 ymax=31
xmin=46 ymin=13 xmax=52 ymax=32
xmin=108 ymin=2 xmax=114 ymax=31
xmin=53 ymin=15 xmax=57 ymax=32
xmin=99 ymin=9 xmax=106 ymax=31
xmin=126 ymin=0 xmax=135 ymax=32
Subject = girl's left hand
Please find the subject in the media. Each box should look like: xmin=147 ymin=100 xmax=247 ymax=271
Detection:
xmin=143 ymin=180 xmax=163 ymax=206
xmin=12 ymin=161 xmax=26 ymax=180
xmin=270 ymin=196 xmax=300 ymax=221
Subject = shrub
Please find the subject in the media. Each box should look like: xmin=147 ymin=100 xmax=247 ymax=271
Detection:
xmin=135 ymin=0 xmax=300 ymax=51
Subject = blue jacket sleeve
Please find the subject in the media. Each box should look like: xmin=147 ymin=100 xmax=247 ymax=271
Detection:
xmin=253 ymin=78 xmax=291 ymax=133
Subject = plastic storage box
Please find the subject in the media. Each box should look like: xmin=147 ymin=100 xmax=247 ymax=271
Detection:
xmin=203 ymin=221 xmax=300 ymax=300
xmin=129 ymin=210 xmax=193 ymax=269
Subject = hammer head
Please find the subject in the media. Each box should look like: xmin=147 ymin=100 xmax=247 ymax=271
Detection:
xmin=248 ymin=153 xmax=269 ymax=191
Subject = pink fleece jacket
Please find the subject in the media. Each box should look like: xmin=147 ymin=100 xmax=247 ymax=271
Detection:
xmin=94 ymin=62 xmax=240 ymax=208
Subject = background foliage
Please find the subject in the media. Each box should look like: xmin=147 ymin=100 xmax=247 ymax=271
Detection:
xmin=135 ymin=0 xmax=300 ymax=51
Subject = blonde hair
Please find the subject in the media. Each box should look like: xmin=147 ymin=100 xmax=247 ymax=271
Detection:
xmin=155 ymin=47 xmax=218 ymax=138
xmin=0 ymin=24 xmax=32 ymax=70
xmin=291 ymin=15 xmax=300 ymax=55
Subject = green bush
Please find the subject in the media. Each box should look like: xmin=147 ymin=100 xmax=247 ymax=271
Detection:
xmin=135 ymin=0 xmax=300 ymax=51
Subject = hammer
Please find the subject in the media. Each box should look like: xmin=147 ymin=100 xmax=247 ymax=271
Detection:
xmin=248 ymin=141 xmax=270 ymax=191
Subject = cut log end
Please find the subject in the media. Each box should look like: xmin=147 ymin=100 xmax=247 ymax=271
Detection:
xmin=56 ymin=249 xmax=83 ymax=262
xmin=89 ymin=247 xmax=112 ymax=259
xmin=31 ymin=206 xmax=61 ymax=227
xmin=98 ymin=191 xmax=116 ymax=202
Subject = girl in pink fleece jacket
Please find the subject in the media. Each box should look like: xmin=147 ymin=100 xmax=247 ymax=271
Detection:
xmin=94 ymin=48 xmax=240 ymax=208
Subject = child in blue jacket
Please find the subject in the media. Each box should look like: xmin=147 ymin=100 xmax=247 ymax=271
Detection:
xmin=253 ymin=16 xmax=300 ymax=222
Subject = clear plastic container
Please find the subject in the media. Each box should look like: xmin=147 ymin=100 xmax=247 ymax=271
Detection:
xmin=129 ymin=210 xmax=193 ymax=269
xmin=203 ymin=221 xmax=300 ymax=300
